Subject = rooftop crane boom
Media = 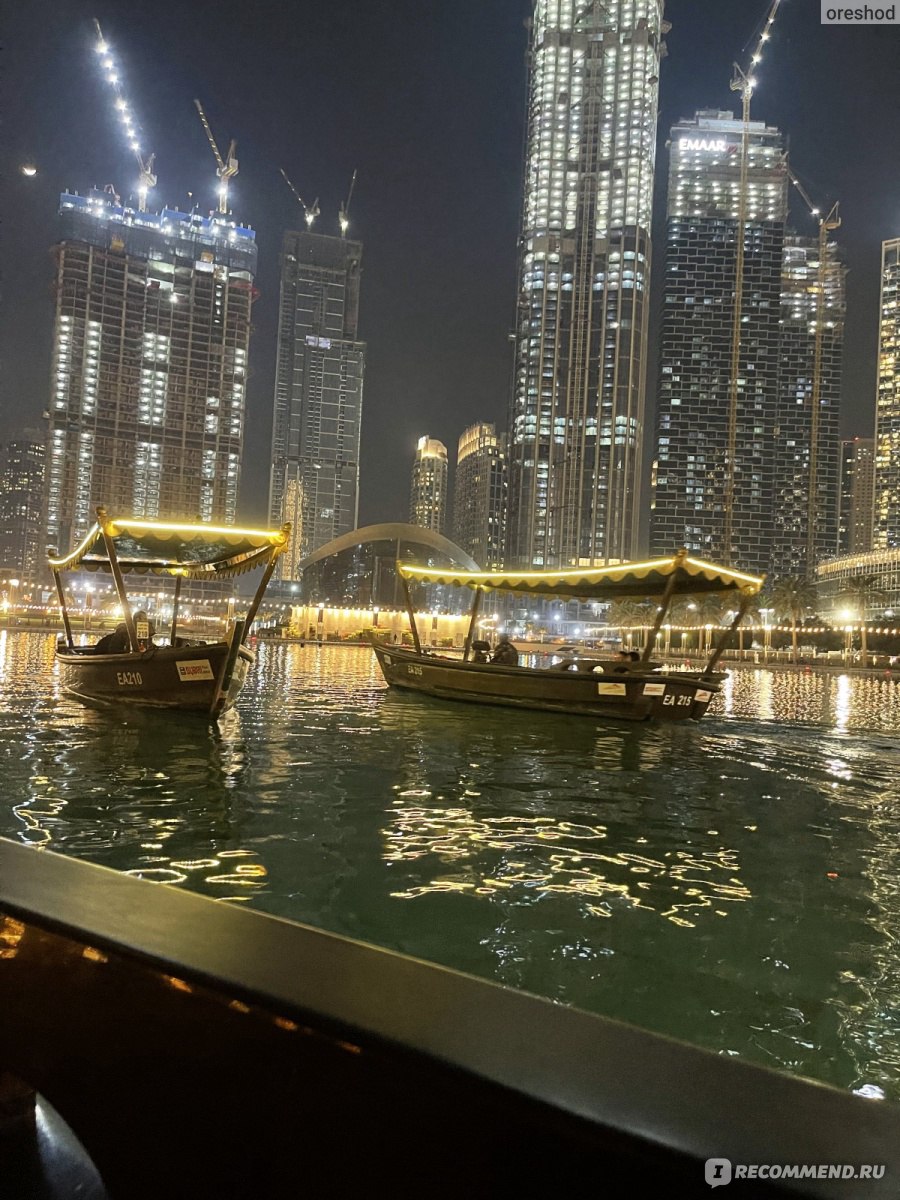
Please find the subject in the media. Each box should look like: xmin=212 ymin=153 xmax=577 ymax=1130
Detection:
xmin=722 ymin=0 xmax=782 ymax=563
xmin=338 ymin=169 xmax=357 ymax=237
xmin=92 ymin=18 xmax=156 ymax=211
xmin=279 ymin=168 xmax=320 ymax=228
xmin=787 ymin=165 xmax=842 ymax=571
xmin=194 ymin=98 xmax=238 ymax=214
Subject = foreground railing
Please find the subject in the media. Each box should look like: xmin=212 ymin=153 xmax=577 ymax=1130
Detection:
xmin=1 ymin=838 xmax=898 ymax=1197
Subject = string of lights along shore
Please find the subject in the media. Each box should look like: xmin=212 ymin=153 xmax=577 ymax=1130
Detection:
xmin=5 ymin=1 xmax=900 ymax=620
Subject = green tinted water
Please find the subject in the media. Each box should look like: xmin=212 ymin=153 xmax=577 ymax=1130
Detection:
xmin=2 ymin=631 xmax=900 ymax=1100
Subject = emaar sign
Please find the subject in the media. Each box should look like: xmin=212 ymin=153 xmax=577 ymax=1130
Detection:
xmin=678 ymin=138 xmax=729 ymax=153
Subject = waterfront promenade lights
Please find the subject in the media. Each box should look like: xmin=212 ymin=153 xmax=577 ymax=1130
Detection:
xmin=760 ymin=609 xmax=773 ymax=662
xmin=839 ymin=609 xmax=856 ymax=663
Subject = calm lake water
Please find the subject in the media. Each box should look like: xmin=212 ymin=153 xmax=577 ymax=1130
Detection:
xmin=2 ymin=630 xmax=900 ymax=1100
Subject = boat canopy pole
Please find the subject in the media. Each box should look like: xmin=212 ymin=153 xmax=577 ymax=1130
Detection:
xmin=241 ymin=525 xmax=289 ymax=645
xmin=704 ymin=592 xmax=753 ymax=677
xmin=96 ymin=506 xmax=138 ymax=652
xmin=52 ymin=570 xmax=75 ymax=649
xmin=462 ymin=587 xmax=483 ymax=662
xmin=169 ymin=575 xmax=182 ymax=647
xmin=241 ymin=556 xmax=277 ymax=645
xmin=640 ymin=549 xmax=686 ymax=665
xmin=400 ymin=575 xmax=422 ymax=655
xmin=210 ymin=618 xmax=245 ymax=715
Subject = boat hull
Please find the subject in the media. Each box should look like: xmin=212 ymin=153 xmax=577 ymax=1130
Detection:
xmin=55 ymin=641 xmax=254 ymax=715
xmin=372 ymin=643 xmax=719 ymax=722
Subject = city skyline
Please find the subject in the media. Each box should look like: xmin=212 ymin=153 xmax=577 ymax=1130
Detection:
xmin=2 ymin=1 xmax=898 ymax=539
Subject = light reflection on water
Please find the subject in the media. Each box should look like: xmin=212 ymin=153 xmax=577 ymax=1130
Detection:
xmin=2 ymin=632 xmax=900 ymax=1099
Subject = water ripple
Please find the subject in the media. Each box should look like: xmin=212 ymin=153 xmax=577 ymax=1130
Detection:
xmin=2 ymin=634 xmax=900 ymax=1099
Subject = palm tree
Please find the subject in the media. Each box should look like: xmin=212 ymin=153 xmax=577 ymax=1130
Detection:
xmin=837 ymin=575 xmax=888 ymax=667
xmin=771 ymin=576 xmax=817 ymax=664
xmin=607 ymin=599 xmax=655 ymax=650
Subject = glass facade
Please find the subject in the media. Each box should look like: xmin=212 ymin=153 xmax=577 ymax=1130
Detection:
xmin=771 ymin=235 xmax=845 ymax=578
xmin=817 ymin=549 xmax=900 ymax=620
xmin=0 ymin=435 xmax=45 ymax=578
xmin=409 ymin=437 xmax=448 ymax=534
xmin=507 ymin=0 xmax=666 ymax=569
xmin=650 ymin=111 xmax=787 ymax=574
xmin=838 ymin=437 xmax=875 ymax=556
xmin=875 ymin=239 xmax=900 ymax=548
xmin=453 ymin=423 xmax=508 ymax=569
xmin=46 ymin=191 xmax=256 ymax=552
xmin=269 ymin=232 xmax=365 ymax=564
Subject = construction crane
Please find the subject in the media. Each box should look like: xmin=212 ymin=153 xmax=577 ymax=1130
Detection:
xmin=93 ymin=18 xmax=156 ymax=211
xmin=338 ymin=169 xmax=357 ymax=238
xmin=722 ymin=0 xmax=782 ymax=563
xmin=194 ymin=99 xmax=238 ymax=215
xmin=787 ymin=167 xmax=842 ymax=572
xmin=279 ymin=168 xmax=320 ymax=228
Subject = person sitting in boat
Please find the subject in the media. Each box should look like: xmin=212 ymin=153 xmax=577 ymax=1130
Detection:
xmin=471 ymin=639 xmax=491 ymax=664
xmin=490 ymin=637 xmax=519 ymax=667
xmin=93 ymin=621 xmax=130 ymax=654
xmin=610 ymin=649 xmax=642 ymax=673
xmin=93 ymin=610 xmax=156 ymax=655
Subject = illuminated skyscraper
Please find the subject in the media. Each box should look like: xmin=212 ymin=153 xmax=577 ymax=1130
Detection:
xmin=650 ymin=111 xmax=787 ymax=573
xmin=838 ymin=438 xmax=875 ymax=555
xmin=409 ymin=437 xmax=448 ymax=534
xmin=269 ymin=231 xmax=365 ymax=562
xmin=453 ymin=423 xmax=508 ymax=569
xmin=507 ymin=0 xmax=667 ymax=568
xmin=0 ymin=432 xmax=45 ymax=578
xmin=875 ymin=238 xmax=900 ymax=548
xmin=45 ymin=191 xmax=256 ymax=552
xmin=771 ymin=234 xmax=845 ymax=578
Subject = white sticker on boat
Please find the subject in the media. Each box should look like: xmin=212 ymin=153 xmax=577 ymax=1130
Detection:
xmin=384 ymin=655 xmax=392 ymax=666
xmin=597 ymin=682 xmax=627 ymax=696
xmin=642 ymin=682 xmax=666 ymax=696
xmin=177 ymin=659 xmax=215 ymax=682
xmin=696 ymin=689 xmax=712 ymax=702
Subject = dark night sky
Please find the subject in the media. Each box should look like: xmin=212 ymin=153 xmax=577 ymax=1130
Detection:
xmin=2 ymin=1 xmax=899 ymax=527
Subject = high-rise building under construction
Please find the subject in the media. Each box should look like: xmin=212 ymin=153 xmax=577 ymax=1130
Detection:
xmin=875 ymin=238 xmax=900 ymax=549
xmin=650 ymin=111 xmax=787 ymax=573
xmin=506 ymin=0 xmax=667 ymax=568
xmin=45 ymin=190 xmax=257 ymax=552
xmin=269 ymin=232 xmax=365 ymax=565
xmin=772 ymin=234 xmax=845 ymax=578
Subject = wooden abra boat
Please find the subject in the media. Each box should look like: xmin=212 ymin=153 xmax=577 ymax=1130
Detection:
xmin=49 ymin=507 xmax=289 ymax=716
xmin=372 ymin=551 xmax=764 ymax=723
